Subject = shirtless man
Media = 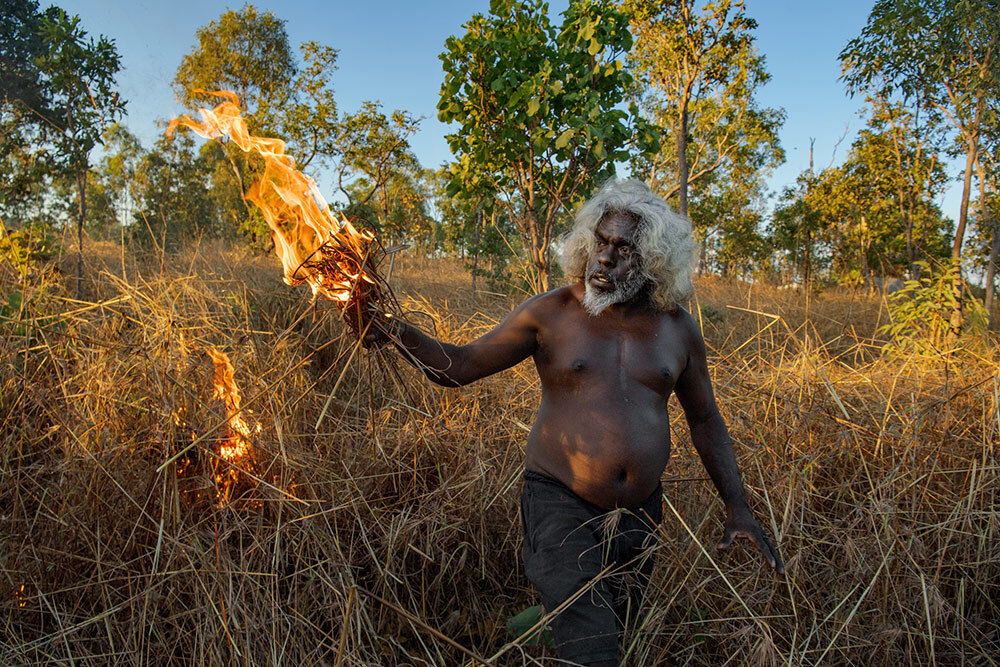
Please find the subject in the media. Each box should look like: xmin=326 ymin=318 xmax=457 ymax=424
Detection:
xmin=368 ymin=179 xmax=783 ymax=666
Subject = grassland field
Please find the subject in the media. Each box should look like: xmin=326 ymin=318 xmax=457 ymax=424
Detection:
xmin=1 ymin=237 xmax=997 ymax=665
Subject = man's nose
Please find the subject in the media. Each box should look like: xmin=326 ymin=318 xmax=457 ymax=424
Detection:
xmin=596 ymin=247 xmax=615 ymax=267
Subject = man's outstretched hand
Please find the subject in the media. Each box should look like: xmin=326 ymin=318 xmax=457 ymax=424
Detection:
xmin=360 ymin=309 xmax=398 ymax=349
xmin=718 ymin=505 xmax=785 ymax=574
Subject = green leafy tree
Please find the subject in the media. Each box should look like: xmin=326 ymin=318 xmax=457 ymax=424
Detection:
xmin=174 ymin=4 xmax=295 ymax=131
xmin=809 ymin=117 xmax=950 ymax=285
xmin=1 ymin=0 xmax=125 ymax=294
xmin=173 ymin=4 xmax=340 ymax=245
xmin=98 ymin=123 xmax=146 ymax=232
xmin=335 ymin=101 xmax=423 ymax=235
xmin=841 ymin=0 xmax=1000 ymax=333
xmin=862 ymin=95 xmax=950 ymax=278
xmin=771 ymin=172 xmax=828 ymax=286
xmin=439 ymin=0 xmax=655 ymax=292
xmin=35 ymin=7 xmax=125 ymax=291
xmin=692 ymin=176 xmax=768 ymax=278
xmin=626 ymin=0 xmax=783 ymax=220
xmin=427 ymin=169 xmax=520 ymax=290
xmin=132 ymin=133 xmax=219 ymax=251
xmin=429 ymin=168 xmax=476 ymax=258
xmin=881 ymin=260 xmax=988 ymax=355
xmin=0 ymin=0 xmax=60 ymax=208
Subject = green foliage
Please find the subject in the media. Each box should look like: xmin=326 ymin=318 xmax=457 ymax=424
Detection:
xmin=173 ymin=5 xmax=341 ymax=248
xmin=0 ymin=0 xmax=59 ymax=206
xmin=840 ymin=0 xmax=1000 ymax=263
xmin=3 ymin=2 xmax=124 ymax=292
xmin=879 ymin=260 xmax=988 ymax=354
xmin=335 ymin=101 xmax=424 ymax=245
xmin=823 ymin=98 xmax=951 ymax=279
xmin=626 ymin=0 xmax=784 ymax=221
xmin=771 ymin=175 xmax=827 ymax=284
xmin=439 ymin=0 xmax=653 ymax=291
xmin=174 ymin=4 xmax=295 ymax=131
xmin=131 ymin=133 xmax=223 ymax=251
xmin=1 ymin=0 xmax=125 ymax=227
xmin=36 ymin=8 xmax=125 ymax=171
xmin=0 ymin=220 xmax=59 ymax=278
xmin=505 ymin=605 xmax=554 ymax=647
xmin=770 ymin=96 xmax=954 ymax=287
xmin=283 ymin=41 xmax=340 ymax=169
xmin=836 ymin=268 xmax=865 ymax=289
xmin=699 ymin=304 xmax=725 ymax=325
xmin=469 ymin=211 xmax=522 ymax=292
xmin=691 ymin=180 xmax=769 ymax=277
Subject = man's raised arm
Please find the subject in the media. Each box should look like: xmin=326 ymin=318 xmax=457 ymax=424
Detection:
xmin=367 ymin=296 xmax=541 ymax=387
xmin=673 ymin=312 xmax=784 ymax=574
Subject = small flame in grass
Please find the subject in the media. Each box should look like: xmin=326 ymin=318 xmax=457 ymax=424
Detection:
xmin=207 ymin=348 xmax=260 ymax=502
xmin=15 ymin=584 xmax=26 ymax=608
xmin=167 ymin=91 xmax=384 ymax=329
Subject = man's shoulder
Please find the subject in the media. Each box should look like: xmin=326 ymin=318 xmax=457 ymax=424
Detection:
xmin=656 ymin=304 xmax=703 ymax=343
xmin=519 ymin=284 xmax=582 ymax=312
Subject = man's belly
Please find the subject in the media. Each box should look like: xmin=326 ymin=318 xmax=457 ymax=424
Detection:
xmin=524 ymin=397 xmax=671 ymax=509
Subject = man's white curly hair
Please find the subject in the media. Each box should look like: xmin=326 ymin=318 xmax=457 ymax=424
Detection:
xmin=558 ymin=178 xmax=697 ymax=311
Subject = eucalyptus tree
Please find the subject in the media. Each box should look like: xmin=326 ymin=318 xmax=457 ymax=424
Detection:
xmin=841 ymin=0 xmax=1000 ymax=331
xmin=335 ymin=101 xmax=423 ymax=236
xmin=35 ymin=7 xmax=125 ymax=291
xmin=173 ymin=5 xmax=340 ymax=244
xmin=439 ymin=0 xmax=655 ymax=292
xmin=626 ymin=0 xmax=783 ymax=221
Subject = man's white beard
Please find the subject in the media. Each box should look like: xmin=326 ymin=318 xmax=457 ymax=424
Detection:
xmin=582 ymin=270 xmax=646 ymax=316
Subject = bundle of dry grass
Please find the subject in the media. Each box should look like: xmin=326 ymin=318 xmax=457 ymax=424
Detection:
xmin=1 ymin=237 xmax=997 ymax=665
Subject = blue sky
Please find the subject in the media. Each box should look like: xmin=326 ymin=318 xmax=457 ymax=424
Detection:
xmin=61 ymin=0 xmax=963 ymax=219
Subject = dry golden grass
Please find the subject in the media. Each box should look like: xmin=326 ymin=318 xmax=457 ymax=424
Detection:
xmin=1 ymin=238 xmax=997 ymax=665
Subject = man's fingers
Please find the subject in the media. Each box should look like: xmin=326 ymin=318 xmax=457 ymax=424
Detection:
xmin=719 ymin=528 xmax=786 ymax=574
xmin=767 ymin=538 xmax=786 ymax=574
xmin=754 ymin=531 xmax=785 ymax=574
xmin=757 ymin=537 xmax=777 ymax=569
xmin=717 ymin=530 xmax=736 ymax=550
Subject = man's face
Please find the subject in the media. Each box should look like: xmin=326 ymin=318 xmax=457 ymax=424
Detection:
xmin=582 ymin=212 xmax=646 ymax=316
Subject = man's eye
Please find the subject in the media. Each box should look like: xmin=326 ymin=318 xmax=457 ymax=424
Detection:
xmin=620 ymin=246 xmax=632 ymax=255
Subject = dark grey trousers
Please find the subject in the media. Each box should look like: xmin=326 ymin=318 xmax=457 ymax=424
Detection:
xmin=520 ymin=471 xmax=663 ymax=665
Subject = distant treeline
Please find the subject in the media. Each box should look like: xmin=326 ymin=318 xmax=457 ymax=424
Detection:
xmin=2 ymin=0 xmax=997 ymax=309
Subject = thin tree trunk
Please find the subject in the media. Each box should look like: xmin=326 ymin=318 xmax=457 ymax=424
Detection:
xmin=471 ymin=208 xmax=482 ymax=295
xmin=978 ymin=157 xmax=998 ymax=330
xmin=805 ymin=139 xmax=814 ymax=289
xmin=903 ymin=193 xmax=916 ymax=279
xmin=676 ymin=101 xmax=689 ymax=217
xmin=949 ymin=139 xmax=978 ymax=340
xmin=76 ymin=165 xmax=87 ymax=298
xmin=525 ymin=210 xmax=547 ymax=293
xmin=986 ymin=220 xmax=999 ymax=330
xmin=953 ymin=139 xmax=977 ymax=259
xmin=859 ymin=214 xmax=870 ymax=284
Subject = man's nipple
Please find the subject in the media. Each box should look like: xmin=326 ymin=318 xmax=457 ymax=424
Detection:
xmin=571 ymin=359 xmax=587 ymax=371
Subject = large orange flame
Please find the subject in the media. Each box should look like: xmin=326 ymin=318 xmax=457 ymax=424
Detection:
xmin=167 ymin=90 xmax=377 ymax=307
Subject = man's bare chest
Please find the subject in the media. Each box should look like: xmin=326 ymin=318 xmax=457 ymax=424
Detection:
xmin=534 ymin=319 xmax=686 ymax=398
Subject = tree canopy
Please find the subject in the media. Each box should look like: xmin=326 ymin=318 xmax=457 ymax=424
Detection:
xmin=439 ymin=0 xmax=656 ymax=291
